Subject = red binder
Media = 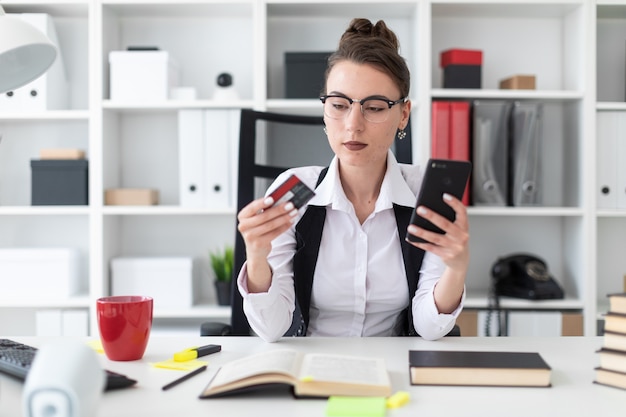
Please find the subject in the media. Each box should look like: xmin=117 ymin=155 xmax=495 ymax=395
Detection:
xmin=431 ymin=101 xmax=450 ymax=159
xmin=449 ymin=102 xmax=471 ymax=205
xmin=430 ymin=101 xmax=471 ymax=205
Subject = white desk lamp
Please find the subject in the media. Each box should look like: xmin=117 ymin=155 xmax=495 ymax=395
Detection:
xmin=0 ymin=5 xmax=57 ymax=94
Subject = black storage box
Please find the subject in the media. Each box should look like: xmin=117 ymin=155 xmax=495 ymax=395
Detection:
xmin=31 ymin=159 xmax=89 ymax=205
xmin=443 ymin=64 xmax=482 ymax=89
xmin=285 ymin=52 xmax=332 ymax=98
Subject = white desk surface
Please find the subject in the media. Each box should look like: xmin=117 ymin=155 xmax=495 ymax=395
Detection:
xmin=0 ymin=336 xmax=622 ymax=417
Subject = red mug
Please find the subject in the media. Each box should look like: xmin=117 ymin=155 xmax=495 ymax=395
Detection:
xmin=96 ymin=295 xmax=153 ymax=361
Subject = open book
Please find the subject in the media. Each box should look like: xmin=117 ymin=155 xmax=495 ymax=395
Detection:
xmin=199 ymin=349 xmax=391 ymax=398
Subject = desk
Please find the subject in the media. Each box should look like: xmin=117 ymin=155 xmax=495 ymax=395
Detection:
xmin=0 ymin=336 xmax=622 ymax=417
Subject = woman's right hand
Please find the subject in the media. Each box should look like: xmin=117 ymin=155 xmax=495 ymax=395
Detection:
xmin=237 ymin=196 xmax=298 ymax=262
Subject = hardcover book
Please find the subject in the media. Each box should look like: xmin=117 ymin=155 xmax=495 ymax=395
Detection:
xmin=608 ymin=293 xmax=626 ymax=315
xmin=409 ymin=350 xmax=551 ymax=387
xmin=199 ymin=349 xmax=391 ymax=398
xmin=603 ymin=330 xmax=626 ymax=352
xmin=604 ymin=312 xmax=626 ymax=334
xmin=595 ymin=367 xmax=626 ymax=390
xmin=597 ymin=348 xmax=626 ymax=374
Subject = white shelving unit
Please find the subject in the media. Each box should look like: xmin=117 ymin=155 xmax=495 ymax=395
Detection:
xmin=0 ymin=0 xmax=622 ymax=337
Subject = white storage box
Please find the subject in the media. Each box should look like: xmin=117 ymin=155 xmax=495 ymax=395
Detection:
xmin=109 ymin=50 xmax=179 ymax=102
xmin=0 ymin=248 xmax=80 ymax=299
xmin=111 ymin=257 xmax=194 ymax=310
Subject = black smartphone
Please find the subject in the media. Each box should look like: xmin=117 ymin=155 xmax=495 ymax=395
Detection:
xmin=405 ymin=159 xmax=472 ymax=244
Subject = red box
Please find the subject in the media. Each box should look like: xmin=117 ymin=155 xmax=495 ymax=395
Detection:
xmin=440 ymin=49 xmax=483 ymax=67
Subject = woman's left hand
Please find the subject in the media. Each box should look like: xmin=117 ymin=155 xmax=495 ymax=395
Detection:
xmin=406 ymin=193 xmax=469 ymax=272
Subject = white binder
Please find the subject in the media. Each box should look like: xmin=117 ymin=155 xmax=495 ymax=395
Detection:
xmin=596 ymin=111 xmax=618 ymax=209
xmin=0 ymin=13 xmax=68 ymax=112
xmin=618 ymin=115 xmax=626 ymax=209
xmin=178 ymin=109 xmax=239 ymax=209
xmin=178 ymin=110 xmax=206 ymax=207
xmin=203 ymin=109 xmax=239 ymax=209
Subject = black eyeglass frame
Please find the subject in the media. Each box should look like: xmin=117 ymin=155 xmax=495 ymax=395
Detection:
xmin=319 ymin=94 xmax=408 ymax=110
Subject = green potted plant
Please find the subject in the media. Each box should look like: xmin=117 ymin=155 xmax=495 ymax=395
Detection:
xmin=210 ymin=246 xmax=234 ymax=306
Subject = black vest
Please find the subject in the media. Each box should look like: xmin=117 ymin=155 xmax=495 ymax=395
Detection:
xmin=286 ymin=168 xmax=425 ymax=337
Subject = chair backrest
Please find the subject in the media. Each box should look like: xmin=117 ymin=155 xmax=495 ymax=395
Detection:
xmin=229 ymin=108 xmax=413 ymax=335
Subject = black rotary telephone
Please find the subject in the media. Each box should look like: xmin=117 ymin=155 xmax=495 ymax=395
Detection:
xmin=491 ymin=254 xmax=564 ymax=300
xmin=485 ymin=254 xmax=565 ymax=336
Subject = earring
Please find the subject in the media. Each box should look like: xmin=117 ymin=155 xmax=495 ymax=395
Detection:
xmin=397 ymin=129 xmax=407 ymax=140
xmin=323 ymin=127 xmax=328 ymax=135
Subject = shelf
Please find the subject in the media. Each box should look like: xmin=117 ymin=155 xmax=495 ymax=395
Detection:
xmin=0 ymin=111 xmax=90 ymax=121
xmin=0 ymin=206 xmax=90 ymax=216
xmin=152 ymin=304 xmax=230 ymax=320
xmin=102 ymin=206 xmax=235 ymax=216
xmin=0 ymin=296 xmax=90 ymax=309
xmin=464 ymin=294 xmax=584 ymax=311
xmin=431 ymin=89 xmax=583 ymax=101
xmin=467 ymin=207 xmax=584 ymax=217
xmin=102 ymin=100 xmax=255 ymax=112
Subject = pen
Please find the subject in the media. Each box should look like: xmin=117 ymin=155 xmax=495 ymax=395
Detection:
xmin=162 ymin=365 xmax=207 ymax=391
xmin=173 ymin=344 xmax=221 ymax=362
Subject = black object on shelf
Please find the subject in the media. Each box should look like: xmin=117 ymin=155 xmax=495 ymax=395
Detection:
xmin=285 ymin=52 xmax=332 ymax=98
xmin=443 ymin=64 xmax=482 ymax=89
xmin=30 ymin=159 xmax=89 ymax=206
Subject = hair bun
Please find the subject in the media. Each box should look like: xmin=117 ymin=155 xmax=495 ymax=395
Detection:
xmin=341 ymin=18 xmax=399 ymax=51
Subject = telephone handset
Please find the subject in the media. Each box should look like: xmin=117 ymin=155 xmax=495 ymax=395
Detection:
xmin=491 ymin=254 xmax=564 ymax=300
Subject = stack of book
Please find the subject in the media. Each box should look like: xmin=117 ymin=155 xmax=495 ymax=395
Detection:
xmin=595 ymin=293 xmax=626 ymax=390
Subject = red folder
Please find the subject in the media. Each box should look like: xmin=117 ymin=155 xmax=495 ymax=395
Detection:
xmin=431 ymin=101 xmax=450 ymax=159
xmin=430 ymin=100 xmax=471 ymax=205
xmin=449 ymin=102 xmax=471 ymax=205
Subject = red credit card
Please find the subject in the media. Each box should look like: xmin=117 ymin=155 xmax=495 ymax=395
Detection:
xmin=269 ymin=174 xmax=315 ymax=209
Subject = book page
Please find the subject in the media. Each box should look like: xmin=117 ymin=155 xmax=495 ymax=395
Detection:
xmin=299 ymin=354 xmax=389 ymax=386
xmin=211 ymin=349 xmax=302 ymax=387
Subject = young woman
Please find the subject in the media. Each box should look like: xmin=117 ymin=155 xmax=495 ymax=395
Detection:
xmin=235 ymin=18 xmax=469 ymax=342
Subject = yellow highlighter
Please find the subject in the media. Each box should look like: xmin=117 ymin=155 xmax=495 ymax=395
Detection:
xmin=173 ymin=344 xmax=221 ymax=362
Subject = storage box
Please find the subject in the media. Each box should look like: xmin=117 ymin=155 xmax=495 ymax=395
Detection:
xmin=109 ymin=50 xmax=179 ymax=102
xmin=0 ymin=248 xmax=81 ymax=299
xmin=285 ymin=52 xmax=332 ymax=98
xmin=111 ymin=257 xmax=194 ymax=310
xmin=31 ymin=159 xmax=88 ymax=205
xmin=499 ymin=75 xmax=536 ymax=90
xmin=440 ymin=49 xmax=483 ymax=89
xmin=105 ymin=188 xmax=159 ymax=206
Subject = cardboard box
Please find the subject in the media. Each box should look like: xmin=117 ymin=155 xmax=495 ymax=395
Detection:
xmin=440 ymin=49 xmax=483 ymax=67
xmin=111 ymin=257 xmax=194 ymax=310
xmin=285 ymin=52 xmax=332 ymax=98
xmin=31 ymin=159 xmax=88 ymax=205
xmin=499 ymin=75 xmax=536 ymax=90
xmin=109 ymin=50 xmax=179 ymax=102
xmin=105 ymin=188 xmax=159 ymax=206
xmin=0 ymin=248 xmax=81 ymax=299
xmin=39 ymin=149 xmax=85 ymax=160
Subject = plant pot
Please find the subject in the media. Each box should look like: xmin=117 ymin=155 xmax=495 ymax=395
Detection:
xmin=215 ymin=281 xmax=231 ymax=306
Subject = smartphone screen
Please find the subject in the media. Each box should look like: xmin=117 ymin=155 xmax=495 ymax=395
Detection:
xmin=405 ymin=159 xmax=472 ymax=244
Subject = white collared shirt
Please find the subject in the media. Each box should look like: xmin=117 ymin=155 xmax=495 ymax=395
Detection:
xmin=237 ymin=151 xmax=464 ymax=342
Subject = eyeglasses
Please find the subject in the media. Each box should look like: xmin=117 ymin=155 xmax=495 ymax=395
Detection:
xmin=320 ymin=94 xmax=407 ymax=123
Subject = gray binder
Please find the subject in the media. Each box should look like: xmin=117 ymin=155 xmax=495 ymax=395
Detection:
xmin=510 ymin=102 xmax=543 ymax=206
xmin=472 ymin=100 xmax=512 ymax=206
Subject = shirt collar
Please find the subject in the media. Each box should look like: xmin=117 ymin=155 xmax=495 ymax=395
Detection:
xmin=307 ymin=151 xmax=417 ymax=211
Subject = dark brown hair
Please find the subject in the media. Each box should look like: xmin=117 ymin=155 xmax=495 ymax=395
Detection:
xmin=324 ymin=18 xmax=410 ymax=99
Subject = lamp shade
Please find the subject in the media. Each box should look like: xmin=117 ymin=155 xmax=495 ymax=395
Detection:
xmin=0 ymin=7 xmax=57 ymax=94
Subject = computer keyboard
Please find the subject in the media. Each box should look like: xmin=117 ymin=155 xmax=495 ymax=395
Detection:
xmin=0 ymin=338 xmax=137 ymax=391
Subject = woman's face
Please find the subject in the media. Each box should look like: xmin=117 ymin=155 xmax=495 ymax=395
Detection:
xmin=323 ymin=60 xmax=411 ymax=169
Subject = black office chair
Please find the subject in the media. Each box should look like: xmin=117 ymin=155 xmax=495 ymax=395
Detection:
xmin=199 ymin=108 xmax=461 ymax=337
